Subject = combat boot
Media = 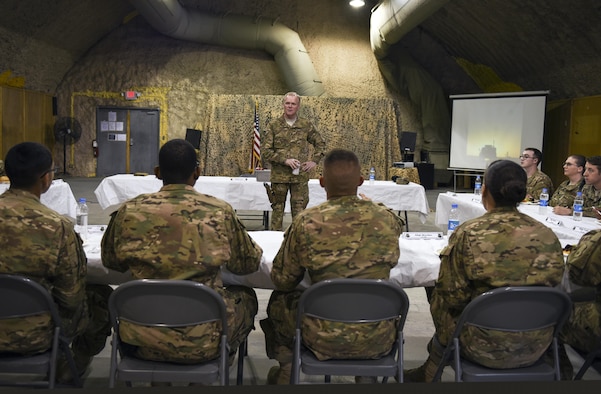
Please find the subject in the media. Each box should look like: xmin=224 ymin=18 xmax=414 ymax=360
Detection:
xmin=267 ymin=362 xmax=292 ymax=384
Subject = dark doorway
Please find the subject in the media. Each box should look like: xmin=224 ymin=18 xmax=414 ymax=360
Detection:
xmin=96 ymin=107 xmax=160 ymax=176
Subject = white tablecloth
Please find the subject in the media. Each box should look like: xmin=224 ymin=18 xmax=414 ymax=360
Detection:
xmin=0 ymin=179 xmax=78 ymax=219
xmin=94 ymin=175 xmax=429 ymax=223
xmin=435 ymin=192 xmax=600 ymax=242
xmin=84 ymin=227 xmax=443 ymax=288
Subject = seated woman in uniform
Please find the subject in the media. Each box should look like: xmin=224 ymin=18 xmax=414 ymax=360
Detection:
xmin=550 ymin=154 xmax=585 ymax=216
xmin=405 ymin=159 xmax=565 ymax=382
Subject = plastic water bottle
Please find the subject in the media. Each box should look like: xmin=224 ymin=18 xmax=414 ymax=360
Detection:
xmin=573 ymin=191 xmax=583 ymax=221
xmin=474 ymin=175 xmax=482 ymax=195
xmin=369 ymin=167 xmax=375 ymax=185
xmin=538 ymin=188 xmax=549 ymax=215
xmin=75 ymin=198 xmax=89 ymax=240
xmin=447 ymin=204 xmax=460 ymax=236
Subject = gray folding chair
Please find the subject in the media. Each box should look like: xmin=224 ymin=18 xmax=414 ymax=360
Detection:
xmin=108 ymin=279 xmax=231 ymax=387
xmin=432 ymin=286 xmax=572 ymax=382
xmin=0 ymin=274 xmax=82 ymax=389
xmin=291 ymin=278 xmax=410 ymax=384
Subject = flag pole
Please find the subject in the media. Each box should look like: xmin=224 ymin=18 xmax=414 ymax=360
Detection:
xmin=249 ymin=99 xmax=261 ymax=173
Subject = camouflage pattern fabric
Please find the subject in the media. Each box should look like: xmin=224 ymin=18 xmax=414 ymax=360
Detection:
xmin=262 ymin=195 xmax=404 ymax=364
xmin=581 ymin=184 xmax=601 ymax=217
xmin=262 ymin=115 xmax=326 ymax=230
xmin=0 ymin=188 xmax=89 ymax=352
xmin=527 ymin=169 xmax=554 ymax=199
xmin=270 ymin=182 xmax=308 ymax=231
xmin=430 ymin=205 xmax=564 ymax=369
xmin=549 ymin=179 xmax=583 ymax=207
xmin=0 ymin=160 xmax=4 ymax=176
xmin=561 ymin=229 xmax=601 ymax=353
xmin=101 ymin=184 xmax=262 ymax=363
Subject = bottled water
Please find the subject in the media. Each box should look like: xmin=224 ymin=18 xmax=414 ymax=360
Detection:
xmin=474 ymin=175 xmax=482 ymax=195
xmin=573 ymin=191 xmax=583 ymax=221
xmin=538 ymin=188 xmax=549 ymax=215
xmin=75 ymin=198 xmax=89 ymax=240
xmin=369 ymin=167 xmax=375 ymax=185
xmin=447 ymin=203 xmax=460 ymax=236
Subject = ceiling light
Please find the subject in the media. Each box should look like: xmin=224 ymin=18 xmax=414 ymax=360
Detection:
xmin=349 ymin=0 xmax=365 ymax=7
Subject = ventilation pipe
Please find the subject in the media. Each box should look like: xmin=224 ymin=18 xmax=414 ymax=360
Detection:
xmin=370 ymin=0 xmax=451 ymax=154
xmin=129 ymin=0 xmax=324 ymax=96
xmin=370 ymin=0 xmax=450 ymax=60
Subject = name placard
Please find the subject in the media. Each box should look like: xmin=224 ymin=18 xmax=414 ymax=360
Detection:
xmin=572 ymin=226 xmax=591 ymax=234
xmin=545 ymin=217 xmax=563 ymax=226
xmin=402 ymin=232 xmax=444 ymax=240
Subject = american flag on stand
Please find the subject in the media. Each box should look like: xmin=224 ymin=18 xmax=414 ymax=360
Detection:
xmin=248 ymin=101 xmax=261 ymax=173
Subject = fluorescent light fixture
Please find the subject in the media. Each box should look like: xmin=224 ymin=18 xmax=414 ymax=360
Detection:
xmin=349 ymin=0 xmax=365 ymax=7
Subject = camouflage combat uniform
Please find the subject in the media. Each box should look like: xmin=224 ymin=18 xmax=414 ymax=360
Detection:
xmin=561 ymin=229 xmax=601 ymax=353
xmin=581 ymin=184 xmax=601 ymax=217
xmin=527 ymin=169 xmax=554 ymax=199
xmin=261 ymin=195 xmax=404 ymax=364
xmin=102 ymin=184 xmax=262 ymax=364
xmin=549 ymin=180 xmax=584 ymax=208
xmin=0 ymin=160 xmax=4 ymax=176
xmin=262 ymin=115 xmax=325 ymax=230
xmin=0 ymin=189 xmax=112 ymax=372
xmin=430 ymin=206 xmax=564 ymax=370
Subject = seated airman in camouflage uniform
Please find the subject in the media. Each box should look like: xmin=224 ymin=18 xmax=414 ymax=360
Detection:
xmin=102 ymin=139 xmax=262 ymax=366
xmin=581 ymin=156 xmax=601 ymax=219
xmin=405 ymin=160 xmax=565 ymax=382
xmin=260 ymin=149 xmax=405 ymax=384
xmin=561 ymin=229 xmax=601 ymax=358
xmin=520 ymin=147 xmax=554 ymax=200
xmin=0 ymin=142 xmax=112 ymax=383
xmin=550 ymin=154 xmax=585 ymax=216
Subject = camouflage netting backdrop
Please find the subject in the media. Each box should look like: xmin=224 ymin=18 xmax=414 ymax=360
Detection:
xmin=202 ymin=94 xmax=402 ymax=181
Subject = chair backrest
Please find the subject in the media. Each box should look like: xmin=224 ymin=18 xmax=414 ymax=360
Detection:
xmin=453 ymin=286 xmax=572 ymax=336
xmin=109 ymin=279 xmax=227 ymax=330
xmin=296 ymin=278 xmax=409 ymax=327
xmin=0 ymin=274 xmax=60 ymax=323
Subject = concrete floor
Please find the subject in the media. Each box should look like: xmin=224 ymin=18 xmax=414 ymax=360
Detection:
xmin=58 ymin=177 xmax=599 ymax=386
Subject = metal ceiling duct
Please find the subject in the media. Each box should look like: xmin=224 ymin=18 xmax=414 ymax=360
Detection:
xmin=129 ymin=0 xmax=325 ymax=96
xmin=370 ymin=0 xmax=451 ymax=154
xmin=370 ymin=0 xmax=450 ymax=60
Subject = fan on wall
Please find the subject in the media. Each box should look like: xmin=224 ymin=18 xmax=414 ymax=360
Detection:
xmin=53 ymin=117 xmax=82 ymax=175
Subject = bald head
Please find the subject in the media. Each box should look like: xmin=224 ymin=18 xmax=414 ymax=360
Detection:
xmin=320 ymin=149 xmax=363 ymax=199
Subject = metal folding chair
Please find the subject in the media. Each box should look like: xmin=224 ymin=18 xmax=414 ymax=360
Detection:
xmin=0 ymin=274 xmax=82 ymax=388
xmin=108 ymin=279 xmax=232 ymax=387
xmin=432 ymin=286 xmax=572 ymax=382
xmin=291 ymin=278 xmax=410 ymax=384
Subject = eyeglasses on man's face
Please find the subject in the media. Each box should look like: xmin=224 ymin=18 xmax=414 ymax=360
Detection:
xmin=563 ymin=162 xmax=575 ymax=167
xmin=519 ymin=155 xmax=532 ymax=159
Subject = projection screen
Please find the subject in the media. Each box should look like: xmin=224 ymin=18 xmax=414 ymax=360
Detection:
xmin=448 ymin=91 xmax=549 ymax=171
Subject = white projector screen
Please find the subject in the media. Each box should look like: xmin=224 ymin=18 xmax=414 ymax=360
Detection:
xmin=449 ymin=91 xmax=548 ymax=171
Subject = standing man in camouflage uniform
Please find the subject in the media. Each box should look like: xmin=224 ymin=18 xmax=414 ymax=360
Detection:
xmin=405 ymin=160 xmax=565 ymax=382
xmin=560 ymin=229 xmax=601 ymax=359
xmin=520 ymin=147 xmax=554 ymax=200
xmin=581 ymin=156 xmax=601 ymax=219
xmin=261 ymin=149 xmax=405 ymax=384
xmin=0 ymin=142 xmax=112 ymax=383
xmin=102 ymin=139 xmax=262 ymax=365
xmin=262 ymin=91 xmax=326 ymax=230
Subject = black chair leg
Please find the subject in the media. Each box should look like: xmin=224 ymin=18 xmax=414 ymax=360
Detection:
xmin=236 ymin=339 xmax=247 ymax=385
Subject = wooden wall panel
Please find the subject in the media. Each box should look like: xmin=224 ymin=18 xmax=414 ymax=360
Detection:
xmin=572 ymin=96 xmax=601 ymax=157
xmin=1 ymin=86 xmax=54 ymax=160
